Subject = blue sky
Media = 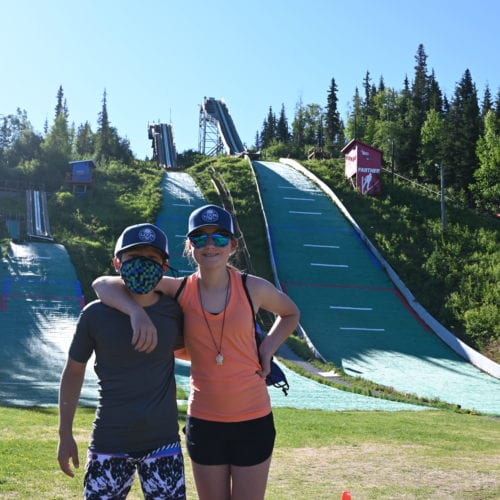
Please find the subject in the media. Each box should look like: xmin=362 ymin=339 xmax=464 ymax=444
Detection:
xmin=1 ymin=0 xmax=499 ymax=159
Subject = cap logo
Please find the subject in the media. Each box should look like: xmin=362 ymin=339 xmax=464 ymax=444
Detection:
xmin=138 ymin=228 xmax=156 ymax=243
xmin=201 ymin=208 xmax=220 ymax=224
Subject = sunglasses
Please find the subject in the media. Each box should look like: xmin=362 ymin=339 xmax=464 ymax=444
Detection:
xmin=188 ymin=232 xmax=231 ymax=248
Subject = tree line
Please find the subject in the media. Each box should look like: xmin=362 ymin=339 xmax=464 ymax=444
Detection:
xmin=0 ymin=86 xmax=133 ymax=192
xmin=255 ymin=44 xmax=499 ymax=214
xmin=1 ymin=44 xmax=498 ymax=212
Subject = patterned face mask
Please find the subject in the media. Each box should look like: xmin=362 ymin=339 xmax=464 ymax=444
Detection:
xmin=120 ymin=256 xmax=164 ymax=294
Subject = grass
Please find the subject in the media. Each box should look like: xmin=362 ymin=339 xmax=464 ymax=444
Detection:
xmin=0 ymin=406 xmax=499 ymax=499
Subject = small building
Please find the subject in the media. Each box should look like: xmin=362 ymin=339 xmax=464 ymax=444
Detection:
xmin=66 ymin=159 xmax=96 ymax=195
xmin=341 ymin=139 xmax=383 ymax=195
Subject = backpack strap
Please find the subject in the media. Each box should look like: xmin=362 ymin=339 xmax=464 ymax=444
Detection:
xmin=241 ymin=273 xmax=255 ymax=319
xmin=241 ymin=272 xmax=289 ymax=395
xmin=241 ymin=273 xmax=262 ymax=347
xmin=174 ymin=276 xmax=188 ymax=302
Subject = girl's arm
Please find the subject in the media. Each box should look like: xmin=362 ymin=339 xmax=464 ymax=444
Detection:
xmin=246 ymin=275 xmax=300 ymax=376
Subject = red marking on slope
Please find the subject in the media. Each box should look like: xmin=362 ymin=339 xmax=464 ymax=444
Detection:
xmin=0 ymin=294 xmax=83 ymax=313
xmin=282 ymin=281 xmax=433 ymax=332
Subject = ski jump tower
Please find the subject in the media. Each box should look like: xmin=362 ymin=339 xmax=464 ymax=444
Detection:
xmin=198 ymin=97 xmax=246 ymax=156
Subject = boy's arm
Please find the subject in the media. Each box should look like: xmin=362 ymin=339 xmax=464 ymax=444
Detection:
xmin=58 ymin=357 xmax=86 ymax=477
xmin=92 ymin=276 xmax=158 ymax=352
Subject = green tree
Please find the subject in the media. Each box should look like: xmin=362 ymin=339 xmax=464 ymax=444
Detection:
xmin=95 ymin=89 xmax=113 ymax=162
xmin=442 ymin=69 xmax=481 ymax=197
xmin=253 ymin=130 xmax=261 ymax=150
xmin=345 ymin=88 xmax=364 ymax=141
xmin=302 ymin=104 xmax=323 ymax=146
xmin=481 ymin=85 xmax=493 ymax=118
xmin=0 ymin=110 xmax=42 ymax=177
xmin=94 ymin=90 xmax=133 ymax=164
xmin=54 ymin=85 xmax=65 ymax=119
xmin=412 ymin=44 xmax=429 ymax=118
xmin=292 ymin=98 xmax=306 ymax=147
xmin=378 ymin=75 xmax=386 ymax=92
xmin=394 ymin=77 xmax=419 ymax=176
xmin=470 ymin=110 xmax=500 ymax=212
xmin=325 ymin=77 xmax=343 ymax=157
xmin=41 ymin=112 xmax=72 ymax=189
xmin=363 ymin=71 xmax=375 ymax=120
xmin=420 ymin=109 xmax=445 ymax=183
xmin=276 ymin=104 xmax=290 ymax=143
xmin=260 ymin=106 xmax=277 ymax=148
xmin=371 ymin=88 xmax=401 ymax=165
xmin=74 ymin=121 xmax=95 ymax=157
xmin=428 ymin=69 xmax=443 ymax=113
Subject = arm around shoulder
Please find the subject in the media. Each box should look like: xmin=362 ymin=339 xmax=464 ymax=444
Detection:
xmin=92 ymin=275 xmax=158 ymax=352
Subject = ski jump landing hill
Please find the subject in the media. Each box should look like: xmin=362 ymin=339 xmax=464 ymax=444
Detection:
xmin=250 ymin=160 xmax=499 ymax=415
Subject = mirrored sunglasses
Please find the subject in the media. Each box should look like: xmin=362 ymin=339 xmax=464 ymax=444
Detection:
xmin=188 ymin=232 xmax=231 ymax=248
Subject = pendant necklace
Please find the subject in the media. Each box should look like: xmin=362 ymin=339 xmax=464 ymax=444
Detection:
xmin=198 ymin=273 xmax=230 ymax=366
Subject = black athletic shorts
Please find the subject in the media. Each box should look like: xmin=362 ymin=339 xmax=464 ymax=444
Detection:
xmin=184 ymin=413 xmax=276 ymax=466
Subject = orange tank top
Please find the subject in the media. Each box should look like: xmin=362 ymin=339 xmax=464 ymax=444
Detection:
xmin=178 ymin=267 xmax=271 ymax=422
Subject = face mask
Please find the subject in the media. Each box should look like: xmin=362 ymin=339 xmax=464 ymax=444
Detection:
xmin=120 ymin=256 xmax=164 ymax=294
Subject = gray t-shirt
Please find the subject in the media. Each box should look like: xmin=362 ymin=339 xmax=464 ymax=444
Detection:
xmin=69 ymin=293 xmax=183 ymax=453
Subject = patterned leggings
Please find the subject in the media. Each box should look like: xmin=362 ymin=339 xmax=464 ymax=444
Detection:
xmin=84 ymin=442 xmax=185 ymax=499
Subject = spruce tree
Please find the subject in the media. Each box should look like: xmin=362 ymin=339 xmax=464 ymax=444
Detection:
xmin=325 ymin=78 xmax=343 ymax=157
xmin=395 ymin=76 xmax=419 ymax=176
xmin=481 ymin=85 xmax=493 ymax=118
xmin=260 ymin=106 xmax=277 ymax=148
xmin=412 ymin=44 xmax=429 ymax=117
xmin=253 ymin=130 xmax=261 ymax=150
xmin=363 ymin=71 xmax=374 ymax=118
xmin=54 ymin=85 xmax=64 ymax=119
xmin=96 ymin=89 xmax=113 ymax=162
xmin=442 ymin=69 xmax=481 ymax=197
xmin=345 ymin=88 xmax=363 ymax=141
xmin=428 ymin=70 xmax=443 ymax=113
xmin=276 ymin=104 xmax=290 ymax=143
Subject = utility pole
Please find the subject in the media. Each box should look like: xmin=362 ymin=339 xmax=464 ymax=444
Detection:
xmin=390 ymin=139 xmax=395 ymax=185
xmin=435 ymin=163 xmax=446 ymax=232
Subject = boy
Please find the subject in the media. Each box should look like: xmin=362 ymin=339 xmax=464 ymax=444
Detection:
xmin=57 ymin=223 xmax=185 ymax=499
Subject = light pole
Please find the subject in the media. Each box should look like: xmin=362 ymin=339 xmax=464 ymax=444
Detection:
xmin=435 ymin=163 xmax=446 ymax=232
xmin=389 ymin=139 xmax=395 ymax=185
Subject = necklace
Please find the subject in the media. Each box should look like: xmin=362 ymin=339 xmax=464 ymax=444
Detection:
xmin=198 ymin=273 xmax=230 ymax=366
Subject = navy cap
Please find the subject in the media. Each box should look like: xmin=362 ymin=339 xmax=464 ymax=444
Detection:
xmin=114 ymin=223 xmax=169 ymax=259
xmin=187 ymin=205 xmax=235 ymax=236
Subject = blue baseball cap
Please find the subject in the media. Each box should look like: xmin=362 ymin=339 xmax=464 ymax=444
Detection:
xmin=187 ymin=205 xmax=235 ymax=236
xmin=114 ymin=223 xmax=169 ymax=259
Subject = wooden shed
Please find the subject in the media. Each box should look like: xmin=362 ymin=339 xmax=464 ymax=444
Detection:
xmin=341 ymin=139 xmax=383 ymax=195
